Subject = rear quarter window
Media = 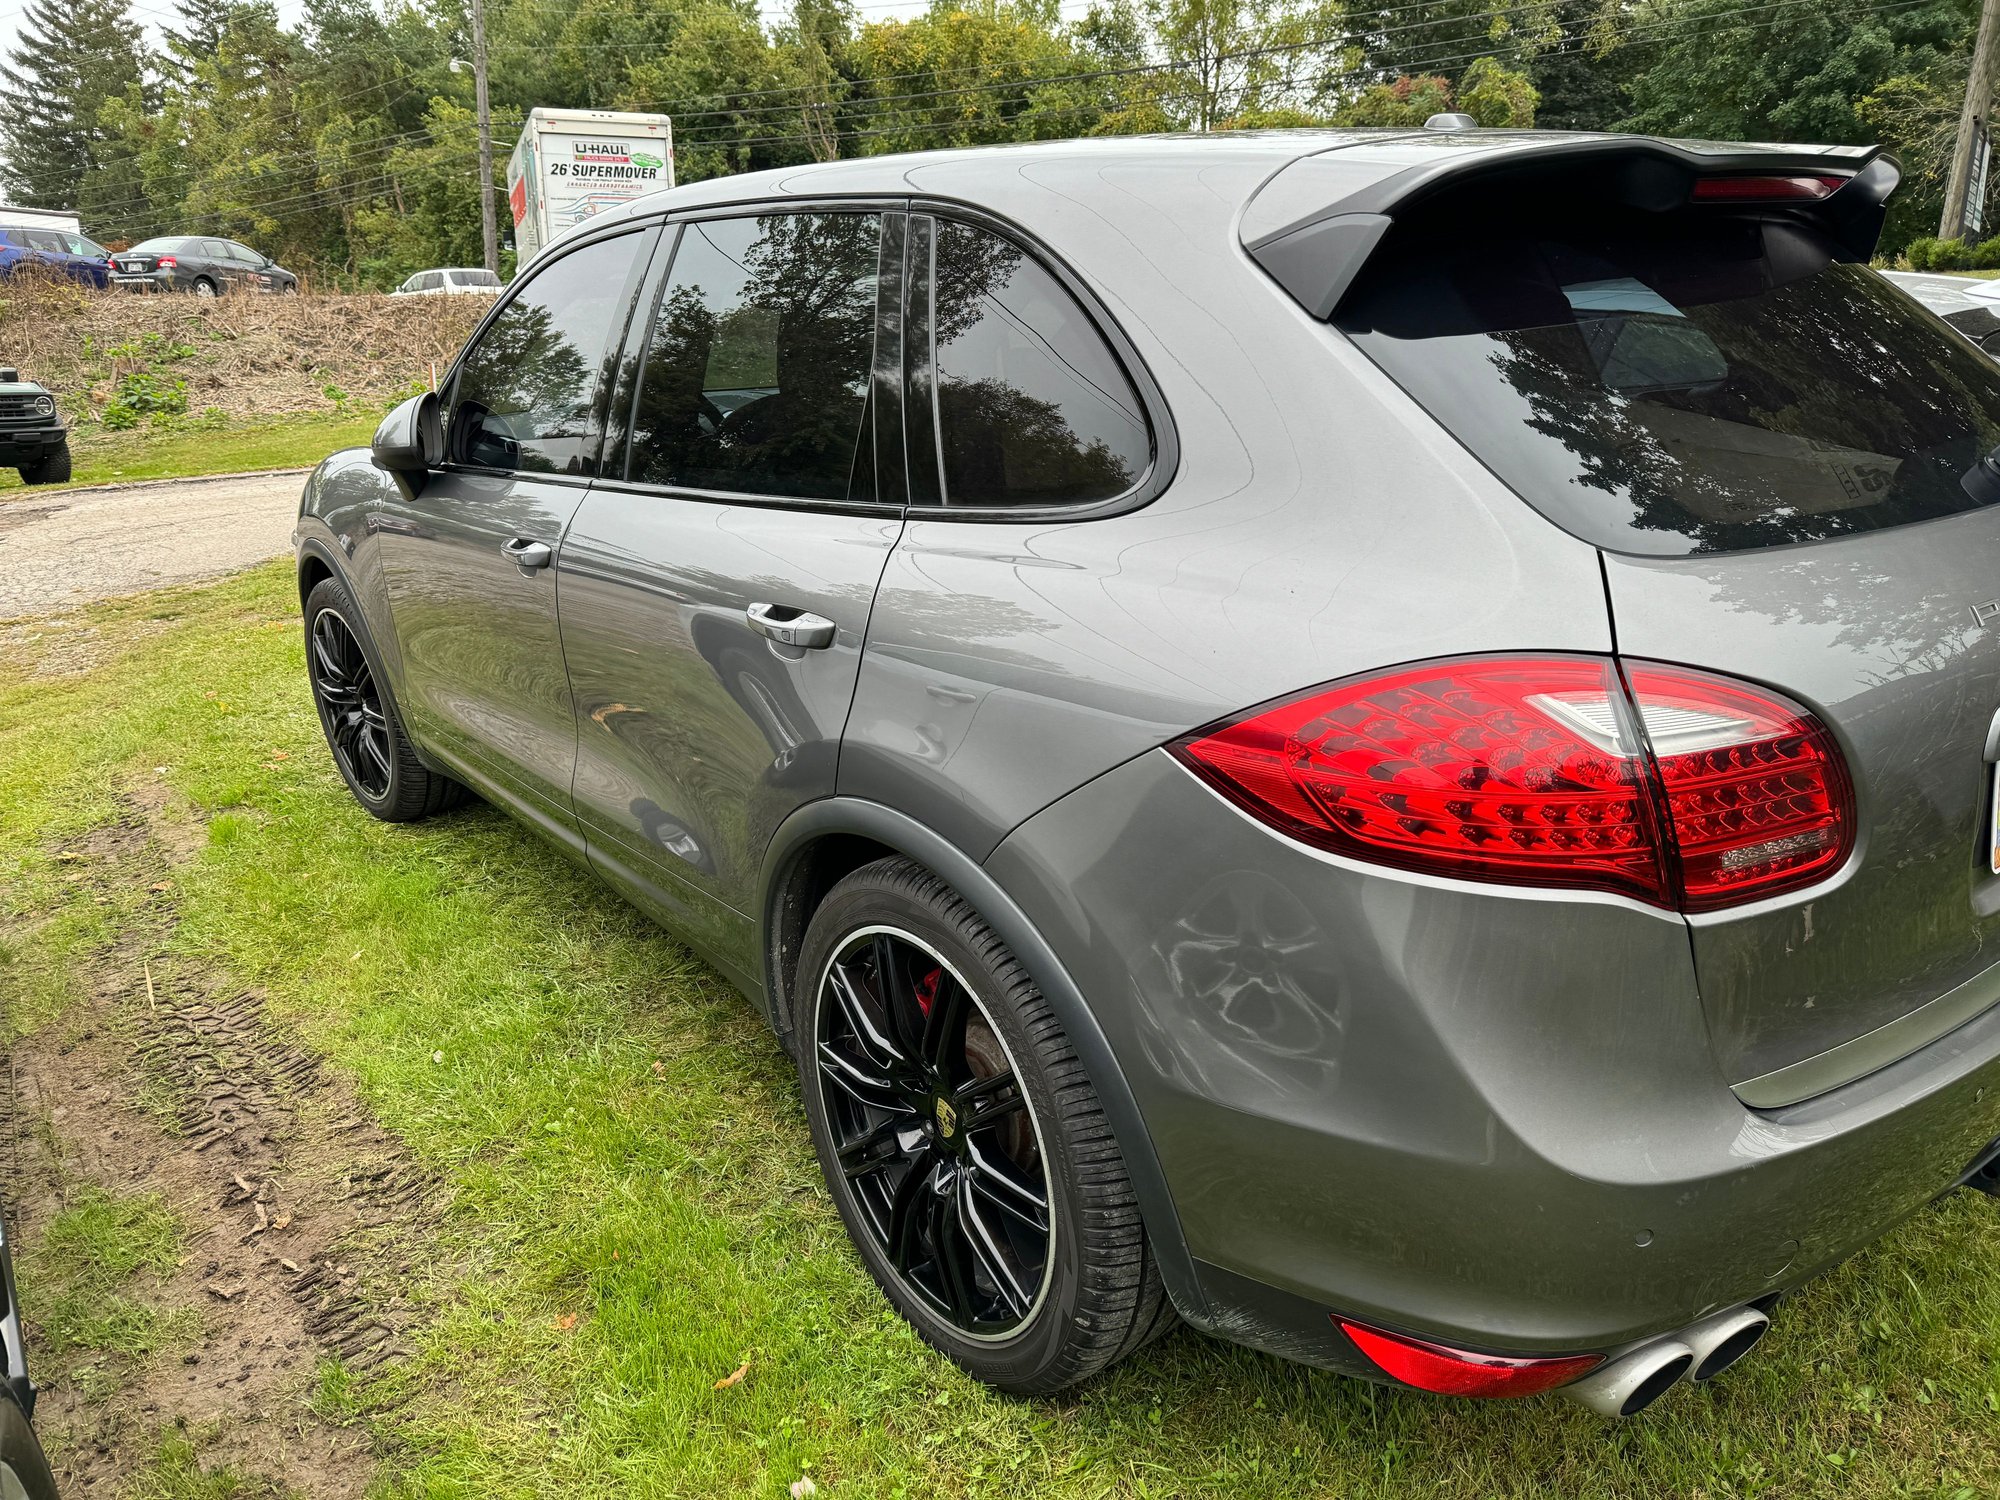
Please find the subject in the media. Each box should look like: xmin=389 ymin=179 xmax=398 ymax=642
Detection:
xmin=1339 ymin=214 xmax=2000 ymax=555
xmin=907 ymin=216 xmax=1153 ymax=510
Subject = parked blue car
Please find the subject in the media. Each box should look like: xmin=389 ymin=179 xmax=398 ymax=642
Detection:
xmin=0 ymin=225 xmax=110 ymax=287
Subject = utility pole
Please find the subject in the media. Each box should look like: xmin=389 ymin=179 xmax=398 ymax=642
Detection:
xmin=1942 ymin=0 xmax=2000 ymax=241
xmin=471 ymin=0 xmax=498 ymax=273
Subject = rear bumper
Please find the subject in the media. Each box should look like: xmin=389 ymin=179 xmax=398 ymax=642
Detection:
xmin=110 ymin=271 xmax=174 ymax=291
xmin=987 ymin=749 xmax=2000 ymax=1364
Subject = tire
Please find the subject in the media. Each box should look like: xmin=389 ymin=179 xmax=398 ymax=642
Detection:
xmin=191 ymin=276 xmax=218 ymax=297
xmin=303 ymin=575 xmax=467 ymax=822
xmin=17 ymin=444 xmax=69 ymax=485
xmin=797 ymin=857 xmax=1175 ymax=1394
xmin=0 ymin=1389 xmax=56 ymax=1500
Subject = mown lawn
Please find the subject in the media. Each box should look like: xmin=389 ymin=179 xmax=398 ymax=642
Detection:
xmin=0 ymin=412 xmax=379 ymax=495
xmin=3 ymin=564 xmax=2000 ymax=1498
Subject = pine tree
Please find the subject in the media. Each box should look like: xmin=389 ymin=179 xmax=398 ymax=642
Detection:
xmin=0 ymin=0 xmax=146 ymax=209
xmin=160 ymin=0 xmax=253 ymax=82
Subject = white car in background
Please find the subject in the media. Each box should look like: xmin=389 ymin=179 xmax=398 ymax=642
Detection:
xmin=391 ymin=267 xmax=502 ymax=296
xmin=1881 ymin=268 xmax=2000 ymax=357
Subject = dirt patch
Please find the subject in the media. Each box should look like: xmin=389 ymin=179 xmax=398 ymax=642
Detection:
xmin=8 ymin=800 xmax=440 ymax=1496
xmin=2 ymin=275 xmax=486 ymax=425
xmin=0 ymin=612 xmax=174 ymax=680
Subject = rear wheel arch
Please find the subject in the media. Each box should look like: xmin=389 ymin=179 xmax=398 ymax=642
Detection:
xmin=757 ymin=797 xmax=1210 ymax=1322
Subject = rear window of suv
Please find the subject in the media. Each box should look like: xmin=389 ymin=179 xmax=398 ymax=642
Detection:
xmin=1339 ymin=212 xmax=2000 ymax=555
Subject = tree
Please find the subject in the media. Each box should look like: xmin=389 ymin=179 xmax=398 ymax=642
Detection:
xmin=0 ymin=0 xmax=148 ymax=209
xmin=1526 ymin=0 xmax=1637 ymax=131
xmin=618 ymin=4 xmax=810 ymax=180
xmin=777 ymin=0 xmax=854 ymax=161
xmin=1860 ymin=54 xmax=1980 ymax=250
xmin=160 ymin=0 xmax=262 ymax=81
xmin=846 ymin=3 xmax=1112 ymax=152
xmin=1333 ymin=57 xmax=1539 ymax=125
xmin=1143 ymin=0 xmax=1346 ymax=130
xmin=1352 ymin=0 xmax=1559 ymax=81
xmin=1619 ymin=0 xmax=1973 ymax=144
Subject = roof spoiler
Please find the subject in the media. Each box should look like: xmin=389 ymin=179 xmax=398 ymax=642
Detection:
xmin=1244 ymin=137 xmax=1901 ymax=320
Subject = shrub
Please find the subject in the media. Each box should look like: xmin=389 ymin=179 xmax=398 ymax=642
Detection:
xmin=102 ymin=369 xmax=189 ymax=429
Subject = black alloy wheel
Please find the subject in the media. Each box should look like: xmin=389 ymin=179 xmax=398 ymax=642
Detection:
xmin=301 ymin=574 xmax=466 ymax=822
xmin=816 ymin=926 xmax=1054 ymax=1338
xmin=797 ymin=860 xmax=1177 ymax=1393
xmin=309 ymin=607 xmax=393 ymax=801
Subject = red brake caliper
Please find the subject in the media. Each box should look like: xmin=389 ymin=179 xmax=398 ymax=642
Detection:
xmin=913 ymin=967 xmax=942 ymax=1018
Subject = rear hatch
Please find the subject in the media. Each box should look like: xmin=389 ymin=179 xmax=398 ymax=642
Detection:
xmin=1281 ymin=137 xmax=2000 ymax=1105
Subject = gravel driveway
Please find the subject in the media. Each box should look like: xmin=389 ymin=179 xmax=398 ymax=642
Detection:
xmin=0 ymin=471 xmax=309 ymax=618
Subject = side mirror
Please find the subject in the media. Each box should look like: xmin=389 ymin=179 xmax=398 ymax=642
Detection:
xmin=372 ymin=391 xmax=442 ymax=476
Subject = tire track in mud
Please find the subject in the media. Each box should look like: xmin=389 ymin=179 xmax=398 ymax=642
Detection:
xmin=8 ymin=793 xmax=444 ymax=1495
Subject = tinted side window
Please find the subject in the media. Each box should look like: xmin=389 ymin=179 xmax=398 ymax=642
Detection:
xmin=916 ymin=219 xmax=1151 ymax=508
xmin=627 ymin=212 xmax=880 ymax=501
xmin=23 ymin=230 xmax=65 ymax=253
xmin=200 ymin=240 xmax=231 ymax=259
xmin=449 ymin=232 xmax=642 ymax=476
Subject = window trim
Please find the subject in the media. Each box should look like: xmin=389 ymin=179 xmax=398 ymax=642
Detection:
xmin=436 ymin=220 xmax=662 ymax=487
xmin=901 ymin=198 xmax=1179 ymax=523
xmin=590 ymin=198 xmax=907 ymax=519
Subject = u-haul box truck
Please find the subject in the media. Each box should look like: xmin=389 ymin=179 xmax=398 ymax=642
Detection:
xmin=506 ymin=108 xmax=674 ymax=266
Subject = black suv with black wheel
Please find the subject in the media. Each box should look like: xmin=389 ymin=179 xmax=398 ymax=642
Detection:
xmin=0 ymin=368 xmax=69 ymax=485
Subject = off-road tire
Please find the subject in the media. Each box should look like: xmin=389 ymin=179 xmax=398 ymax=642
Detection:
xmin=303 ymin=574 xmax=468 ymax=822
xmin=17 ymin=444 xmax=69 ymax=485
xmin=797 ymin=856 xmax=1177 ymax=1394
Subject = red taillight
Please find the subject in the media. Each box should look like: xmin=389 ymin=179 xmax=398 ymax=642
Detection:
xmin=1339 ymin=1320 xmax=1601 ymax=1398
xmin=1624 ymin=663 xmax=1852 ymax=911
xmin=1691 ymin=174 xmax=1849 ymax=202
xmin=157 ymin=255 xmax=176 ymax=267
xmin=1170 ymin=655 xmax=1854 ymax=913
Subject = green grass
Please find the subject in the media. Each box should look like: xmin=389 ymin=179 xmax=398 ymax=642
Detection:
xmin=128 ymin=1432 xmax=282 ymax=1500
xmin=4 ymin=567 xmax=2000 ymax=1496
xmin=0 ymin=412 xmax=378 ymax=495
xmin=14 ymin=1185 xmax=191 ymax=1361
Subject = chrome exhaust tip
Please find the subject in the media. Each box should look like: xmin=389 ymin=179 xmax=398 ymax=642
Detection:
xmin=1683 ymin=1305 xmax=1769 ymax=1382
xmin=1560 ymin=1339 xmax=1694 ymax=1418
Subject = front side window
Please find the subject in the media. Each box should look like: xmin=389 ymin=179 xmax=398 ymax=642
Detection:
xmin=1341 ymin=213 xmax=2000 ymax=555
xmin=448 ymin=231 xmax=642 ymax=476
xmin=909 ymin=217 xmax=1151 ymax=509
xmin=627 ymin=212 xmax=880 ymax=501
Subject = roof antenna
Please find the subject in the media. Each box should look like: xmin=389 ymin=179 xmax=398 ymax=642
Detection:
xmin=1424 ymin=112 xmax=1478 ymax=131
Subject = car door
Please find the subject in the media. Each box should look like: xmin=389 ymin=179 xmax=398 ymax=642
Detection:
xmin=374 ymin=224 xmax=658 ymax=840
xmin=227 ymin=242 xmax=268 ymax=289
xmin=193 ymin=240 xmax=237 ymax=288
xmin=556 ymin=207 xmax=906 ymax=974
xmin=19 ymin=229 xmax=65 ymax=275
xmin=62 ymin=233 xmax=109 ymax=286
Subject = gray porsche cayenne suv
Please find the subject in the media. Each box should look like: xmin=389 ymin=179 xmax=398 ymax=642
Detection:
xmin=298 ymin=127 xmax=2000 ymax=1415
